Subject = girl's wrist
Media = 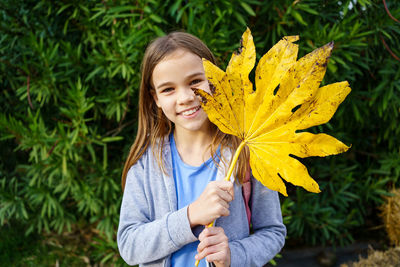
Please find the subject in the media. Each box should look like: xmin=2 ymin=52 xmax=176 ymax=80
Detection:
xmin=187 ymin=203 xmax=198 ymax=227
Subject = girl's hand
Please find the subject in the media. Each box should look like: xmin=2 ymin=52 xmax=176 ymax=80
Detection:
xmin=188 ymin=181 xmax=234 ymax=226
xmin=195 ymin=227 xmax=231 ymax=267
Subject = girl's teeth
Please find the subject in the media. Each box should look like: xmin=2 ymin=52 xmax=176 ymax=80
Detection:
xmin=182 ymin=107 xmax=198 ymax=116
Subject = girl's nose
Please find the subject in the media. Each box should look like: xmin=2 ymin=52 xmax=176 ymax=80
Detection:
xmin=177 ymin=87 xmax=195 ymax=104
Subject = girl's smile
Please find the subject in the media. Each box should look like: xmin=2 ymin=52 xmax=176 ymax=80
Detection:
xmin=179 ymin=105 xmax=201 ymax=117
xmin=151 ymin=49 xmax=212 ymax=134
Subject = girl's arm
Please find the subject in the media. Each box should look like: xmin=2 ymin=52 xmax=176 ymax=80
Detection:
xmin=228 ymin=177 xmax=286 ymax=267
xmin=117 ymin=166 xmax=197 ymax=265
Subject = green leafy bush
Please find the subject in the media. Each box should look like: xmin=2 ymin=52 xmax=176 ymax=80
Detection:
xmin=1 ymin=0 xmax=399 ymax=265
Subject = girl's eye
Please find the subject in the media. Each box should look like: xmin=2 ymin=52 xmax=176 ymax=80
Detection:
xmin=190 ymin=79 xmax=202 ymax=85
xmin=162 ymin=87 xmax=174 ymax=93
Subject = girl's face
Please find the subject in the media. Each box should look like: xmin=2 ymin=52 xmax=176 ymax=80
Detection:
xmin=151 ymin=49 xmax=212 ymax=135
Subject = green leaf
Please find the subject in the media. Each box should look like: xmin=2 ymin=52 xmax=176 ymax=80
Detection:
xmin=233 ymin=11 xmax=247 ymax=26
xmin=101 ymin=136 xmax=123 ymax=143
xmin=240 ymin=2 xmax=256 ymax=16
xmin=291 ymin=10 xmax=307 ymax=26
xmin=150 ymin=14 xmax=163 ymax=23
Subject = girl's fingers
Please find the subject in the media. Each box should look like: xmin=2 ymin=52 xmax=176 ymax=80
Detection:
xmin=205 ymin=250 xmax=227 ymax=263
xmin=217 ymin=189 xmax=233 ymax=203
xmin=197 ymin=234 xmax=227 ymax=252
xmin=199 ymin=227 xmax=218 ymax=242
xmin=218 ymin=199 xmax=229 ymax=210
xmin=215 ymin=181 xmax=234 ymax=199
xmin=196 ymin=243 xmax=230 ymax=263
xmin=196 ymin=227 xmax=231 ymax=265
xmin=195 ymin=244 xmax=221 ymax=261
xmin=198 ymin=226 xmax=223 ymax=241
xmin=219 ymin=205 xmax=230 ymax=217
xmin=190 ymin=181 xmax=234 ymax=226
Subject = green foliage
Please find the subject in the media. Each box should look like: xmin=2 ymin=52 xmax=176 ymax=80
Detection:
xmin=1 ymin=0 xmax=399 ymax=265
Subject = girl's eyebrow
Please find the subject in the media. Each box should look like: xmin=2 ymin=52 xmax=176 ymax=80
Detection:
xmin=186 ymin=72 xmax=204 ymax=79
xmin=156 ymin=81 xmax=173 ymax=90
xmin=156 ymin=72 xmax=204 ymax=90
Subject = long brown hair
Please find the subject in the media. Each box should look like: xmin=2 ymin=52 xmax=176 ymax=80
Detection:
xmin=121 ymin=31 xmax=249 ymax=190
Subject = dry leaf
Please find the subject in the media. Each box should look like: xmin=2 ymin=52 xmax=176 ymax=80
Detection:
xmin=380 ymin=188 xmax=400 ymax=246
xmin=193 ymin=28 xmax=351 ymax=196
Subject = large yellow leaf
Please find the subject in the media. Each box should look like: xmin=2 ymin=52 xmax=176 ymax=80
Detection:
xmin=193 ymin=28 xmax=351 ymax=196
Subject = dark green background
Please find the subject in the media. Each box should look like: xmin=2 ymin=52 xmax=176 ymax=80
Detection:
xmin=1 ymin=0 xmax=399 ymax=265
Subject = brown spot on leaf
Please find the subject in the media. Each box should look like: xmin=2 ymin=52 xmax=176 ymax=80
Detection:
xmin=208 ymin=81 xmax=216 ymax=94
xmin=273 ymin=84 xmax=280 ymax=95
xmin=234 ymin=37 xmax=244 ymax=55
xmin=191 ymin=87 xmax=208 ymax=104
xmin=200 ymin=95 xmax=207 ymax=104
xmin=291 ymin=104 xmax=302 ymax=113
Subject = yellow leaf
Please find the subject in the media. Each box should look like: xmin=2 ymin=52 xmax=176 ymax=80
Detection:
xmin=193 ymin=28 xmax=351 ymax=196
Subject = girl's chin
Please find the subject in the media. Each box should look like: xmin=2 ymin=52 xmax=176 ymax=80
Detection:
xmin=174 ymin=117 xmax=211 ymax=133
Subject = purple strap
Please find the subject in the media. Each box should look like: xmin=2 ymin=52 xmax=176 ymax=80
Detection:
xmin=242 ymin=166 xmax=251 ymax=227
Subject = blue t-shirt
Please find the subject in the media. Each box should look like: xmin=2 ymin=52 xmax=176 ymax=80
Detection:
xmin=170 ymin=133 xmax=220 ymax=267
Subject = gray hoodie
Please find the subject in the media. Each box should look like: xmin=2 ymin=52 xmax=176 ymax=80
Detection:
xmin=117 ymin=138 xmax=286 ymax=267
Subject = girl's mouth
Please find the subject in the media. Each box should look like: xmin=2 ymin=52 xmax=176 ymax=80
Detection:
xmin=180 ymin=106 xmax=201 ymax=117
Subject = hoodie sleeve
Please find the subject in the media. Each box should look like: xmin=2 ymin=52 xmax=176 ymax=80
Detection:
xmin=228 ymin=177 xmax=286 ymax=267
xmin=117 ymin=165 xmax=197 ymax=266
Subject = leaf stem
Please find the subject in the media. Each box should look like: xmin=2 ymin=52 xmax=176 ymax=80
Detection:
xmin=224 ymin=140 xmax=247 ymax=181
xmin=194 ymin=140 xmax=246 ymax=267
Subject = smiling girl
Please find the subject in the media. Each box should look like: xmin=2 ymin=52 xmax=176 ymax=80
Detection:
xmin=117 ymin=31 xmax=286 ymax=267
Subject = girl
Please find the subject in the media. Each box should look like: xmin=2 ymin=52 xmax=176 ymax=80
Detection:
xmin=117 ymin=31 xmax=286 ymax=267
